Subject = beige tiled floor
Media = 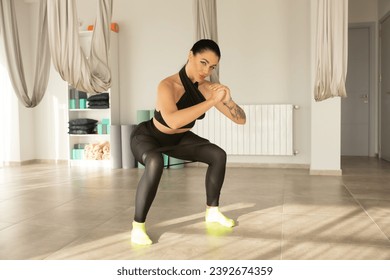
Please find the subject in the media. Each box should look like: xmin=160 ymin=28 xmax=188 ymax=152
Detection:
xmin=0 ymin=156 xmax=389 ymax=260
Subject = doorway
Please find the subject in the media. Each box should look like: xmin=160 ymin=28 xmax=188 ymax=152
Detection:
xmin=380 ymin=15 xmax=390 ymax=161
xmin=342 ymin=23 xmax=375 ymax=157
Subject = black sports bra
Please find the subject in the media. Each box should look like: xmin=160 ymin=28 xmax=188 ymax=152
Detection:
xmin=154 ymin=66 xmax=206 ymax=129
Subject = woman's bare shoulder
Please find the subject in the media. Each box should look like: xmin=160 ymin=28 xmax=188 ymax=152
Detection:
xmin=158 ymin=73 xmax=182 ymax=92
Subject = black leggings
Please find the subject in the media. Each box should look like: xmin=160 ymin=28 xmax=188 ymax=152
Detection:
xmin=130 ymin=119 xmax=227 ymax=223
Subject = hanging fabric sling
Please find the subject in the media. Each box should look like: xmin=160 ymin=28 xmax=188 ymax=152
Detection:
xmin=47 ymin=0 xmax=113 ymax=93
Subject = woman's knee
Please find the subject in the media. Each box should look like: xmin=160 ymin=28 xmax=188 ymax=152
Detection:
xmin=207 ymin=145 xmax=227 ymax=165
xmin=144 ymin=152 xmax=164 ymax=171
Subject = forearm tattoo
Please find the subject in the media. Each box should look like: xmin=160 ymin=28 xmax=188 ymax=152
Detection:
xmin=224 ymin=102 xmax=246 ymax=121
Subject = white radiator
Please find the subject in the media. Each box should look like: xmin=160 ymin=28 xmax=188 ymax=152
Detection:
xmin=192 ymin=104 xmax=297 ymax=156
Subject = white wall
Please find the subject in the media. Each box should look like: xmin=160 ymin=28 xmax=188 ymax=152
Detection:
xmin=110 ymin=0 xmax=194 ymax=124
xmin=349 ymin=0 xmax=378 ymax=22
xmin=378 ymin=0 xmax=390 ymax=19
xmin=310 ymin=97 xmax=342 ymax=174
xmin=34 ymin=65 xmax=69 ymax=161
xmin=217 ymin=0 xmax=311 ymax=165
xmin=309 ymin=0 xmax=341 ymax=175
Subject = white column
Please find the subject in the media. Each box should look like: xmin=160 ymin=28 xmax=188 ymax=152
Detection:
xmin=310 ymin=0 xmax=342 ymax=175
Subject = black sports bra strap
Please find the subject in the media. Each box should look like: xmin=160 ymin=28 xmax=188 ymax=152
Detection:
xmin=178 ymin=66 xmax=206 ymax=119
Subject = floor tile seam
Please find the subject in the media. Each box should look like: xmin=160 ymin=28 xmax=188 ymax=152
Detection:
xmin=0 ymin=216 xmax=95 ymax=233
xmin=281 ymin=228 xmax=390 ymax=244
xmin=280 ymin=244 xmax=390 ymax=260
xmin=0 ymin=224 xmax=96 ymax=260
xmin=151 ymin=231 xmax=284 ymax=243
xmin=0 ymin=184 xmax=79 ymax=200
xmin=42 ymin=232 xmax=96 ymax=260
xmin=0 ymin=186 xmax=54 ymax=201
xmin=280 ymin=238 xmax=390 ymax=249
xmin=352 ymin=196 xmax=390 ymax=202
xmin=343 ymin=185 xmax=390 ymax=191
xmin=282 ymin=193 xmax=360 ymax=200
xmin=0 ymin=196 xmax=85 ymax=228
xmin=279 ymin=222 xmax=283 ymax=260
xmin=0 ymin=222 xmax=20 ymax=234
xmin=281 ymin=184 xmax=287 ymax=261
xmin=28 ymin=199 xmax=126 ymax=222
xmin=95 ymin=209 xmax=134 ymax=229
xmin=342 ymin=182 xmax=390 ymax=243
xmin=281 ymin=211 xmax=368 ymax=217
xmin=42 ymin=215 xmax=127 ymax=260
xmin=17 ymin=178 xmax=121 ymax=191
xmin=279 ymin=212 xmax=388 ymax=245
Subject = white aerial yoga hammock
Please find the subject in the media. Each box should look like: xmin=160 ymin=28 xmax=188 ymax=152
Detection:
xmin=0 ymin=0 xmax=113 ymax=109
xmin=314 ymin=0 xmax=348 ymax=101
xmin=193 ymin=0 xmax=220 ymax=83
xmin=0 ymin=0 xmax=50 ymax=108
xmin=47 ymin=0 xmax=113 ymax=93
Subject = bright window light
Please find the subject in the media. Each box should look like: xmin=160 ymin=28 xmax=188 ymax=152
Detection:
xmin=0 ymin=46 xmax=15 ymax=167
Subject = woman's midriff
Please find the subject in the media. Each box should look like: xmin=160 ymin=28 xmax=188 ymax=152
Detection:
xmin=152 ymin=118 xmax=191 ymax=135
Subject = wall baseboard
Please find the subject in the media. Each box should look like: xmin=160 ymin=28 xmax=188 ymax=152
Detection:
xmin=187 ymin=162 xmax=310 ymax=170
xmin=309 ymin=169 xmax=342 ymax=176
xmin=3 ymin=160 xmax=342 ymax=177
xmin=2 ymin=159 xmax=68 ymax=166
xmin=2 ymin=160 xmax=38 ymax=167
xmin=35 ymin=159 xmax=68 ymax=165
